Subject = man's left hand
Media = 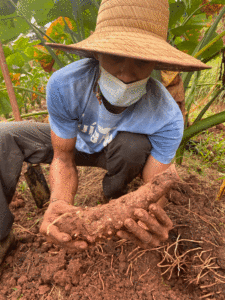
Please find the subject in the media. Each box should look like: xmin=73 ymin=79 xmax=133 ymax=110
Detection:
xmin=117 ymin=201 xmax=173 ymax=249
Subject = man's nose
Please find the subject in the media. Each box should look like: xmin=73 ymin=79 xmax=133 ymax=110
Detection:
xmin=116 ymin=59 xmax=138 ymax=84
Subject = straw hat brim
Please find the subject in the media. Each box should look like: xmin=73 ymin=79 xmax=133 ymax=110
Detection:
xmin=46 ymin=31 xmax=211 ymax=72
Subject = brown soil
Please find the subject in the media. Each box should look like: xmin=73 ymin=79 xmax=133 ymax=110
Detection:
xmin=0 ymin=164 xmax=225 ymax=300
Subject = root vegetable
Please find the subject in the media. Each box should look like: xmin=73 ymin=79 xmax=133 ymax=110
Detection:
xmin=49 ymin=165 xmax=179 ymax=243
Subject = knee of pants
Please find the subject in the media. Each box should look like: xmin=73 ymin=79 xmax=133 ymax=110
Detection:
xmin=110 ymin=132 xmax=152 ymax=167
xmin=0 ymin=208 xmax=14 ymax=241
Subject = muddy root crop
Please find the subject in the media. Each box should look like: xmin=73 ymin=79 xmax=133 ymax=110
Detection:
xmin=52 ymin=165 xmax=179 ymax=243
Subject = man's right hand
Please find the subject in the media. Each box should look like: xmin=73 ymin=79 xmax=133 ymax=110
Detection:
xmin=39 ymin=200 xmax=88 ymax=252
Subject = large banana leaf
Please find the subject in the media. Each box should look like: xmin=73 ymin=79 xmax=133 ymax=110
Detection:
xmin=0 ymin=0 xmax=18 ymax=16
xmin=17 ymin=0 xmax=55 ymax=26
xmin=0 ymin=16 xmax=30 ymax=44
xmin=169 ymin=1 xmax=186 ymax=29
xmin=0 ymin=0 xmax=31 ymax=44
xmin=0 ymin=0 xmax=99 ymax=44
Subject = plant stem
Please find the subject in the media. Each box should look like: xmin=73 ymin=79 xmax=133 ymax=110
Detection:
xmin=62 ymin=17 xmax=78 ymax=44
xmin=34 ymin=25 xmax=58 ymax=44
xmin=0 ymin=41 xmax=22 ymax=121
xmin=0 ymin=86 xmax=45 ymax=98
xmin=186 ymin=83 xmax=221 ymax=88
xmin=193 ymin=87 xmax=224 ymax=124
xmin=7 ymin=111 xmax=48 ymax=122
xmin=185 ymin=71 xmax=201 ymax=128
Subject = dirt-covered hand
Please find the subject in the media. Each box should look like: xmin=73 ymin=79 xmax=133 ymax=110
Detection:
xmin=116 ymin=202 xmax=173 ymax=249
xmin=40 ymin=200 xmax=88 ymax=252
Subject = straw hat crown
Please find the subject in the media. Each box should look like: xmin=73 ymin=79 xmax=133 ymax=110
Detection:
xmin=46 ymin=0 xmax=211 ymax=72
xmin=96 ymin=0 xmax=169 ymax=41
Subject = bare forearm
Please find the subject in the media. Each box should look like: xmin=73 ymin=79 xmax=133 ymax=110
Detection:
xmin=49 ymin=157 xmax=78 ymax=205
xmin=142 ymin=155 xmax=170 ymax=183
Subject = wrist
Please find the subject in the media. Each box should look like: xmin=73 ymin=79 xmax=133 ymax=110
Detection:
xmin=50 ymin=198 xmax=67 ymax=204
xmin=50 ymin=198 xmax=59 ymax=203
xmin=50 ymin=197 xmax=73 ymax=205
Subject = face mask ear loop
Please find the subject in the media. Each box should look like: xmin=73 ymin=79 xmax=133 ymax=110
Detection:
xmin=93 ymin=67 xmax=102 ymax=105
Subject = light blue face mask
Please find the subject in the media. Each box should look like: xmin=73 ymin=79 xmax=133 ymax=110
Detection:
xmin=98 ymin=66 xmax=150 ymax=107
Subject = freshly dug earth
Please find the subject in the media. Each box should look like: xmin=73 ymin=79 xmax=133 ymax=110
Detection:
xmin=0 ymin=164 xmax=225 ymax=300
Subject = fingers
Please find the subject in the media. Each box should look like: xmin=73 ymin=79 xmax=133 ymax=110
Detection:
xmin=44 ymin=227 xmax=88 ymax=251
xmin=157 ymin=196 xmax=168 ymax=208
xmin=149 ymin=204 xmax=173 ymax=229
xmin=117 ymin=230 xmax=138 ymax=242
xmin=117 ymin=230 xmax=160 ymax=249
xmin=134 ymin=209 xmax=160 ymax=235
xmin=117 ymin=230 xmax=146 ymax=246
xmin=124 ymin=219 xmax=152 ymax=244
xmin=133 ymin=207 xmax=172 ymax=242
xmin=64 ymin=240 xmax=88 ymax=252
xmin=47 ymin=224 xmax=72 ymax=243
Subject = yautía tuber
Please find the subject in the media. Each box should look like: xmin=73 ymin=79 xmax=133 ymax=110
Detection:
xmin=50 ymin=165 xmax=179 ymax=243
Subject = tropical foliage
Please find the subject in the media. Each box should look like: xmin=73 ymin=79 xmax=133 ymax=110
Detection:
xmin=0 ymin=0 xmax=224 ymax=164
xmin=167 ymin=0 xmax=225 ymax=163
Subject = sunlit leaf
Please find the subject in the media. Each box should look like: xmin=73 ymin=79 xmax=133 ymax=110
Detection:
xmin=13 ymin=36 xmax=30 ymax=51
xmin=6 ymin=52 xmax=25 ymax=69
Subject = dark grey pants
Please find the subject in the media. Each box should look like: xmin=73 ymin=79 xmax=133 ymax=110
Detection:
xmin=0 ymin=122 xmax=152 ymax=240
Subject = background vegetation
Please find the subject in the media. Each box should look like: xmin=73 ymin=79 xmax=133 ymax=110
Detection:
xmin=0 ymin=0 xmax=224 ymax=169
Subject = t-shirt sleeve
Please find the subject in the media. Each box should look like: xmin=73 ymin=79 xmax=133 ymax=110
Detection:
xmin=46 ymin=74 xmax=79 ymax=139
xmin=148 ymin=113 xmax=184 ymax=164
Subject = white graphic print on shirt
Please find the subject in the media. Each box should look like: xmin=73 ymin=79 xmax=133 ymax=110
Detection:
xmin=78 ymin=121 xmax=116 ymax=147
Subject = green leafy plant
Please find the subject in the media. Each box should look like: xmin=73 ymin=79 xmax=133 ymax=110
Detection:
xmin=167 ymin=0 xmax=225 ymax=164
xmin=0 ymin=0 xmax=101 ymax=118
xmin=0 ymin=38 xmax=48 ymax=117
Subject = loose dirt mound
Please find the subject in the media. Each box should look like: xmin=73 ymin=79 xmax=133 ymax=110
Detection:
xmin=0 ymin=166 xmax=225 ymax=300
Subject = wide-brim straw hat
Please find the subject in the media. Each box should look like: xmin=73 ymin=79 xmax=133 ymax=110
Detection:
xmin=46 ymin=0 xmax=211 ymax=72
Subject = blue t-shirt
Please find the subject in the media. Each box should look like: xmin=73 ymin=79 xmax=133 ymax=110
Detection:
xmin=46 ymin=58 xmax=184 ymax=164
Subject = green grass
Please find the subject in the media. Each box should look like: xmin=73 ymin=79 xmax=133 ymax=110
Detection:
xmin=182 ymin=129 xmax=225 ymax=176
xmin=18 ymin=181 xmax=28 ymax=192
xmin=195 ymin=130 xmax=225 ymax=172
